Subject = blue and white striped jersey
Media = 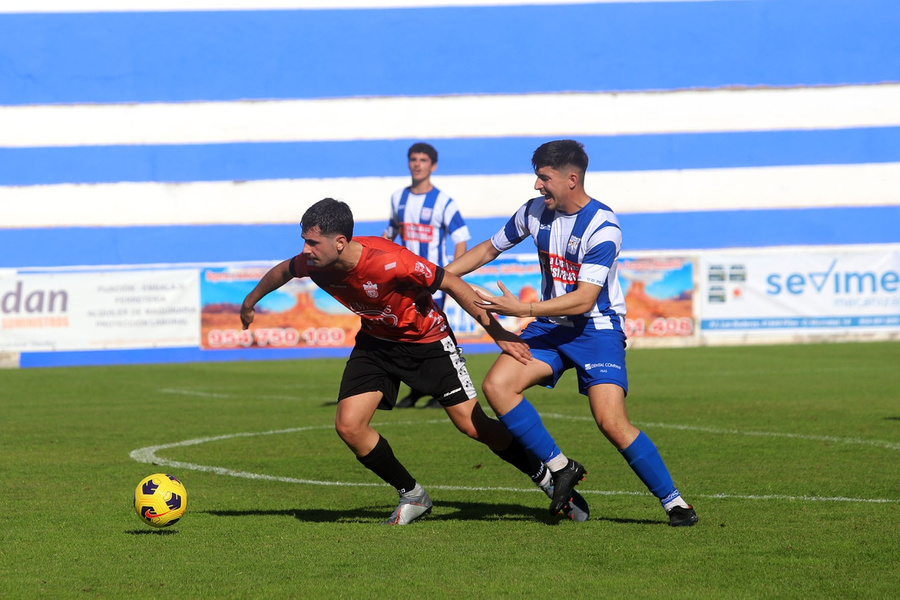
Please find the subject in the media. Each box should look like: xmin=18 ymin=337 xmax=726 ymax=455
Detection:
xmin=491 ymin=197 xmax=626 ymax=331
xmin=384 ymin=186 xmax=470 ymax=268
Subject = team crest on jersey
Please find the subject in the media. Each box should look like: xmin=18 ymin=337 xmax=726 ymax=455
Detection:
xmin=421 ymin=207 xmax=433 ymax=221
xmin=363 ymin=281 xmax=379 ymax=298
xmin=567 ymin=236 xmax=582 ymax=255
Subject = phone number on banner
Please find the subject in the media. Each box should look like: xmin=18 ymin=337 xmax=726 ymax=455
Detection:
xmin=206 ymin=327 xmax=347 ymax=348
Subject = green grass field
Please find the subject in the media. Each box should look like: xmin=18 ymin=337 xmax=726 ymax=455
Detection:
xmin=2 ymin=342 xmax=898 ymax=599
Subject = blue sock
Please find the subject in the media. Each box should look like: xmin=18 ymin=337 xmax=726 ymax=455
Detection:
xmin=498 ymin=399 xmax=561 ymax=464
xmin=620 ymin=431 xmax=675 ymax=499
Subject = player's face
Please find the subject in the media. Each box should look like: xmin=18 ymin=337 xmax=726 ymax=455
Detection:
xmin=408 ymin=152 xmax=436 ymax=184
xmin=534 ymin=166 xmax=573 ymax=212
xmin=301 ymin=226 xmax=342 ymax=268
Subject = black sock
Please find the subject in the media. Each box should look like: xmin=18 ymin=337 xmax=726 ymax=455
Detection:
xmin=357 ymin=435 xmax=417 ymax=494
xmin=492 ymin=437 xmax=545 ymax=483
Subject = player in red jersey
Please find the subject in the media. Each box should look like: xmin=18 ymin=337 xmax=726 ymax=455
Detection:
xmin=241 ymin=198 xmax=589 ymax=524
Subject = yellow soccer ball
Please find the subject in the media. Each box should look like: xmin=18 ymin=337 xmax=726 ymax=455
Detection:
xmin=133 ymin=473 xmax=187 ymax=528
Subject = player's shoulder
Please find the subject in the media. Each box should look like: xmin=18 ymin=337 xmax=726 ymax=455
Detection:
xmin=589 ymin=198 xmax=621 ymax=227
xmin=358 ymin=236 xmax=409 ymax=260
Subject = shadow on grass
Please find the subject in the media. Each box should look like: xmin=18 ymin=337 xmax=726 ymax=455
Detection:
xmin=204 ymin=501 xmax=562 ymax=525
xmin=124 ymin=529 xmax=180 ymax=535
xmin=202 ymin=501 xmax=664 ymax=526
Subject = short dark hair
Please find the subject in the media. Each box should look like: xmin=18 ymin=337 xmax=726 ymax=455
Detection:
xmin=301 ymin=198 xmax=354 ymax=240
xmin=408 ymin=142 xmax=438 ymax=164
xmin=531 ymin=140 xmax=588 ymax=176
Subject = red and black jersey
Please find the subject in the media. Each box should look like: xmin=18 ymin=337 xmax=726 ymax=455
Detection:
xmin=289 ymin=236 xmax=449 ymax=344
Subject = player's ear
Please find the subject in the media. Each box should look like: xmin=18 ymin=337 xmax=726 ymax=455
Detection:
xmin=568 ymin=169 xmax=579 ymax=190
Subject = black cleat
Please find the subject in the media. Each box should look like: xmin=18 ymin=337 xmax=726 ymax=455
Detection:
xmin=549 ymin=459 xmax=586 ymax=515
xmin=562 ymin=489 xmax=590 ymax=522
xmin=667 ymin=505 xmax=698 ymax=527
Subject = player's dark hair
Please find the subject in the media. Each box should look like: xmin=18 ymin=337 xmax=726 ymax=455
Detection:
xmin=531 ymin=139 xmax=589 ymax=177
xmin=301 ymin=198 xmax=354 ymax=240
xmin=408 ymin=142 xmax=438 ymax=164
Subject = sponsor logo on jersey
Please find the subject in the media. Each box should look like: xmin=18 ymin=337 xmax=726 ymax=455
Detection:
xmin=356 ymin=308 xmax=399 ymax=326
xmin=544 ymin=253 xmax=579 ymax=284
xmin=384 ymin=261 xmax=397 ymax=271
xmin=363 ymin=281 xmax=379 ymax=298
xmin=401 ymin=222 xmax=435 ymax=243
xmin=414 ymin=262 xmax=434 ymax=279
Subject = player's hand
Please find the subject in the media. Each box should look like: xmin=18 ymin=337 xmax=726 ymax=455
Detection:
xmin=497 ymin=335 xmax=532 ymax=365
xmin=240 ymin=304 xmax=255 ymax=330
xmin=474 ymin=281 xmax=526 ymax=317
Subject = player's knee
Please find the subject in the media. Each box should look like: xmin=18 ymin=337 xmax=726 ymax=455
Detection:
xmin=481 ymin=372 xmax=512 ymax=402
xmin=596 ymin=418 xmax=638 ymax=449
xmin=455 ymin=422 xmax=481 ymax=441
xmin=334 ymin=419 xmax=363 ymax=445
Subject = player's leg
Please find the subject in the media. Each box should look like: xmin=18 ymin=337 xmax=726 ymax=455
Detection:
xmin=396 ymin=292 xmax=448 ymax=409
xmin=336 ymin=339 xmax=431 ymax=524
xmin=481 ymin=351 xmax=586 ymax=515
xmin=442 ymin=397 xmax=588 ymax=521
xmin=587 ymin=383 xmax=697 ymax=527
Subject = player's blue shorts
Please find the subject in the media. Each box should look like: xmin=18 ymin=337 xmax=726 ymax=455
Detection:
xmin=521 ymin=318 xmax=628 ymax=396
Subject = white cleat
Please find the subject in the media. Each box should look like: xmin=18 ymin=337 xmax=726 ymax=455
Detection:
xmin=381 ymin=485 xmax=433 ymax=525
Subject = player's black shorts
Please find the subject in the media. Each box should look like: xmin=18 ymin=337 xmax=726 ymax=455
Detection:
xmin=338 ymin=331 xmax=477 ymax=410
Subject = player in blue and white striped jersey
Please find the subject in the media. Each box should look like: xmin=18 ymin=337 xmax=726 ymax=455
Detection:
xmin=448 ymin=140 xmax=698 ymax=526
xmin=385 ymin=142 xmax=471 ymax=408
xmin=384 ymin=142 xmax=470 ymax=278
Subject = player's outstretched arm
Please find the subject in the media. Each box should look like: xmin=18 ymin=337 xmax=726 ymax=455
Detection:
xmin=240 ymin=259 xmax=294 ymax=330
xmin=445 ymin=239 xmax=500 ymax=277
xmin=440 ymin=270 xmax=532 ymax=365
xmin=475 ymin=280 xmax=603 ymax=319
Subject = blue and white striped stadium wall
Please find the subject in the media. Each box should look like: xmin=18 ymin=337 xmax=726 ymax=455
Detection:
xmin=1 ymin=0 xmax=899 ymax=270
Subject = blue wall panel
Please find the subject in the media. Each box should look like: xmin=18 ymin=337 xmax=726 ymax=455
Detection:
xmin=1 ymin=1 xmax=898 ymax=105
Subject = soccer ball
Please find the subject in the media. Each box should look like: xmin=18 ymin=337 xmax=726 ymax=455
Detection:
xmin=133 ymin=473 xmax=187 ymax=528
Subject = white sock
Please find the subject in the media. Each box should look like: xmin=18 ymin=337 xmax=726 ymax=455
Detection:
xmin=546 ymin=453 xmax=569 ymax=472
xmin=662 ymin=493 xmax=690 ymax=512
xmin=536 ymin=470 xmax=552 ymax=489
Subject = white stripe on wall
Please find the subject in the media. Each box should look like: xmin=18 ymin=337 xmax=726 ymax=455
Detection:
xmin=3 ymin=85 xmax=899 ymax=148
xmin=4 ymin=162 xmax=898 ymax=228
xmin=0 ymin=1 xmax=742 ymax=14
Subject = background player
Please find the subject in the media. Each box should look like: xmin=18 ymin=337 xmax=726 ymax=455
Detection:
xmin=242 ymin=198 xmax=589 ymax=525
xmin=384 ymin=142 xmax=470 ymax=408
xmin=447 ymin=140 xmax=698 ymax=526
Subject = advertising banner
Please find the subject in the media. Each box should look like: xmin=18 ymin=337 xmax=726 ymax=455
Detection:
xmin=200 ymin=264 xmax=358 ymax=350
xmin=619 ymin=256 xmax=695 ymax=338
xmin=199 ymin=257 xmax=534 ymax=350
xmin=200 ymin=253 xmax=697 ymax=351
xmin=700 ymin=248 xmax=900 ymax=334
xmin=0 ymin=269 xmax=200 ymax=351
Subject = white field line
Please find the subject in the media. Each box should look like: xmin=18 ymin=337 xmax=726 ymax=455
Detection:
xmin=543 ymin=413 xmax=900 ymax=452
xmin=129 ymin=416 xmax=899 ymax=504
xmin=159 ymin=388 xmax=300 ymax=401
xmin=3 ymin=85 xmax=900 ymax=147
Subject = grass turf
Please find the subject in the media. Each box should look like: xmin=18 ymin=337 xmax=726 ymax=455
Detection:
xmin=1 ymin=342 xmax=898 ymax=598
